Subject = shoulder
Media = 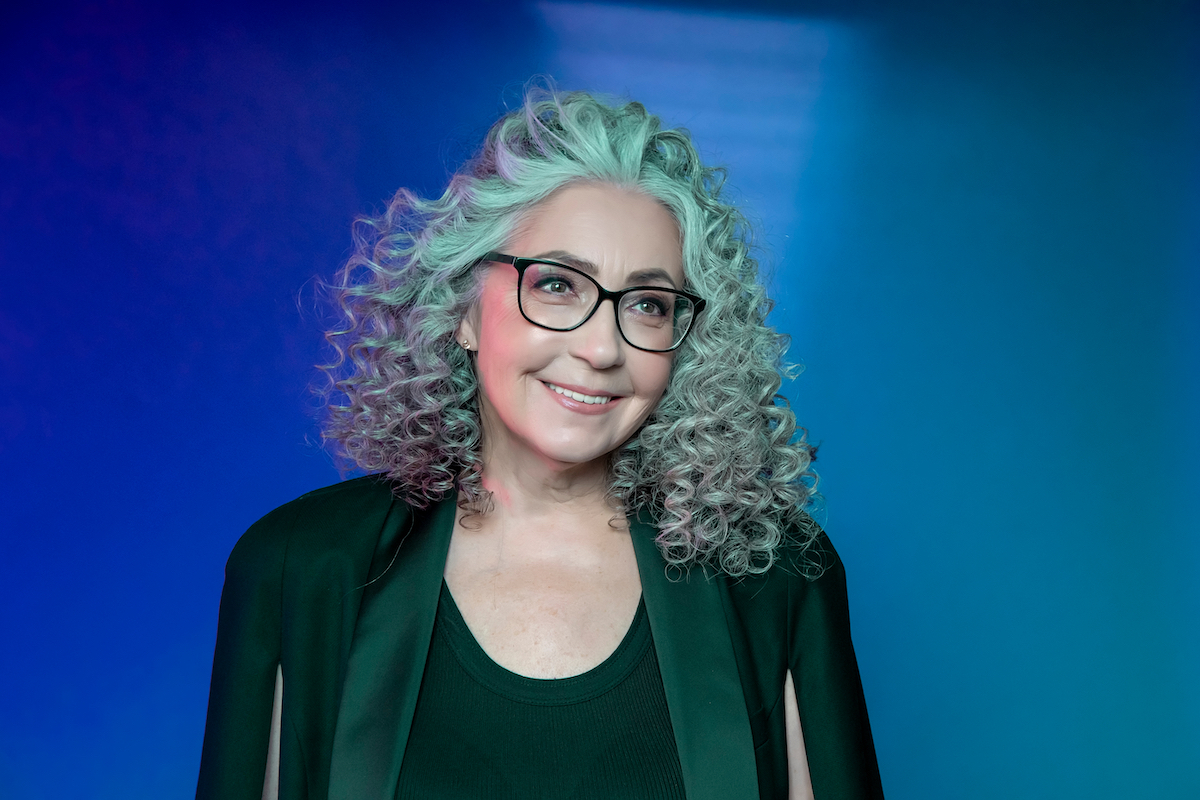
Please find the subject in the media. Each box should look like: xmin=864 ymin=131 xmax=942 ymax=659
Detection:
xmin=719 ymin=524 xmax=860 ymax=678
xmin=774 ymin=525 xmax=852 ymax=621
xmin=719 ymin=523 xmax=851 ymax=643
xmin=783 ymin=526 xmax=846 ymax=593
xmin=226 ymin=474 xmax=402 ymax=584
xmin=722 ymin=519 xmax=841 ymax=594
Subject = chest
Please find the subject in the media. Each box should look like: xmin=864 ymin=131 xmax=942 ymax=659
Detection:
xmin=442 ymin=514 xmax=643 ymax=679
xmin=394 ymin=582 xmax=687 ymax=799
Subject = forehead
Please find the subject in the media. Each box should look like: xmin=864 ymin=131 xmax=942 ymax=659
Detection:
xmin=510 ymin=183 xmax=684 ymax=286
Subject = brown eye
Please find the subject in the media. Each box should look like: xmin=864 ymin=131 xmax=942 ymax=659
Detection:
xmin=536 ymin=278 xmax=573 ymax=295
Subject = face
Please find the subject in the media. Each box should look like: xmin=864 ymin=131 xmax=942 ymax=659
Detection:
xmin=459 ymin=182 xmax=684 ymax=473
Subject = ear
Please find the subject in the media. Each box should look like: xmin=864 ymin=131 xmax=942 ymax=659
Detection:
xmin=456 ymin=314 xmax=479 ymax=352
xmin=456 ymin=261 xmax=489 ymax=352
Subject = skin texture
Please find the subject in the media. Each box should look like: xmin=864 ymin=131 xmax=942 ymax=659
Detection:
xmin=260 ymin=182 xmax=813 ymax=797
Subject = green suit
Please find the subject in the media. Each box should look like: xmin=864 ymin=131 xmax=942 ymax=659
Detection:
xmin=197 ymin=476 xmax=883 ymax=799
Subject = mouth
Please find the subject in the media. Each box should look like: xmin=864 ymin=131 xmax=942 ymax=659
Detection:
xmin=542 ymin=381 xmax=618 ymax=406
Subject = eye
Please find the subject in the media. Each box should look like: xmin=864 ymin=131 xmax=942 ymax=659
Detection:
xmin=624 ymin=291 xmax=673 ymax=319
xmin=527 ymin=264 xmax=582 ymax=299
xmin=633 ymin=298 xmax=667 ymax=316
xmin=536 ymin=277 xmax=574 ymax=295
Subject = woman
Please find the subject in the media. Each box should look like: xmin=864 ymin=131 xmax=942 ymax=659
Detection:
xmin=197 ymin=89 xmax=883 ymax=800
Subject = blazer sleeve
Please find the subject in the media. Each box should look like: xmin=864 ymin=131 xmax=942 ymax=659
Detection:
xmin=195 ymin=503 xmax=294 ymax=800
xmin=789 ymin=533 xmax=885 ymax=799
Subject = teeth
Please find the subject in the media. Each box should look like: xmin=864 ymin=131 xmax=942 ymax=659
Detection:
xmin=546 ymin=383 xmax=612 ymax=405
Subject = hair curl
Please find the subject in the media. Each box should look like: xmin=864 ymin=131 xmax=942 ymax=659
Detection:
xmin=322 ymin=87 xmax=820 ymax=577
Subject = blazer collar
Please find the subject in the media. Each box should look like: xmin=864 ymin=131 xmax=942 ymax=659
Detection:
xmin=328 ymin=496 xmax=757 ymax=800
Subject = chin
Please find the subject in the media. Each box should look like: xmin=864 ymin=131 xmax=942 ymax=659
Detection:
xmin=532 ymin=435 xmax=619 ymax=469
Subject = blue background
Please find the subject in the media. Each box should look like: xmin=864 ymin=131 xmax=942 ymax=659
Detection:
xmin=1 ymin=1 xmax=1196 ymax=797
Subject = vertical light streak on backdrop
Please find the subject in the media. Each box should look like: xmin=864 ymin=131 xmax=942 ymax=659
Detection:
xmin=536 ymin=1 xmax=841 ymax=351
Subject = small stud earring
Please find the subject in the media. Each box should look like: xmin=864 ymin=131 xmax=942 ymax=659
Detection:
xmin=461 ymin=339 xmax=471 ymax=350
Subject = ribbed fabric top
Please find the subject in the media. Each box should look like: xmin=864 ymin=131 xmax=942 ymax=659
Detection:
xmin=394 ymin=581 xmax=686 ymax=799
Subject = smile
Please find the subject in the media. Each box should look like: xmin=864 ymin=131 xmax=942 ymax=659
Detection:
xmin=543 ymin=382 xmax=614 ymax=405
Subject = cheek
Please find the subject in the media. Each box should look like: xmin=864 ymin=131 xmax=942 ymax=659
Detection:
xmin=476 ymin=285 xmax=527 ymax=369
xmin=473 ymin=285 xmax=551 ymax=399
xmin=633 ymin=354 xmax=675 ymax=403
xmin=477 ymin=278 xmax=523 ymax=333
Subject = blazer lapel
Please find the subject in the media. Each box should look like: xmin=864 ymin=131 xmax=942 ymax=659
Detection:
xmin=327 ymin=495 xmax=457 ymax=800
xmin=630 ymin=510 xmax=759 ymax=800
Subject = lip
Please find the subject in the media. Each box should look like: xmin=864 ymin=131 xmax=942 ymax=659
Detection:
xmin=540 ymin=380 xmax=625 ymax=414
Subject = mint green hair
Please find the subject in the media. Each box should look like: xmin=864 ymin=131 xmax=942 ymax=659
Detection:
xmin=322 ymin=88 xmax=819 ymax=576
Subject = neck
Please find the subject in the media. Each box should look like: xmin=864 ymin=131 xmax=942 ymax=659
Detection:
xmin=459 ymin=453 xmax=629 ymax=570
xmin=476 ymin=437 xmax=614 ymax=522
xmin=465 ymin=391 xmax=624 ymax=525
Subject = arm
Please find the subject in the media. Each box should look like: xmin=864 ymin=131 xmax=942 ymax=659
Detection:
xmin=789 ymin=535 xmax=884 ymax=798
xmin=196 ymin=514 xmax=289 ymax=800
xmin=261 ymin=665 xmax=282 ymax=800
xmin=785 ymin=669 xmax=815 ymax=800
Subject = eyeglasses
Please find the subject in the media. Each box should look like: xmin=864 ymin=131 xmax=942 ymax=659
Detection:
xmin=479 ymin=252 xmax=706 ymax=353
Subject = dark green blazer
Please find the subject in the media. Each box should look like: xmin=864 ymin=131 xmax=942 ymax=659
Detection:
xmin=196 ymin=476 xmax=883 ymax=800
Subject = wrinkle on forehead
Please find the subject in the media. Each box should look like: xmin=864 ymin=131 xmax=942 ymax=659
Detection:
xmin=504 ymin=180 xmax=684 ymax=285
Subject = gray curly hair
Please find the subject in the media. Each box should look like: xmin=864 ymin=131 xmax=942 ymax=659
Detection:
xmin=321 ymin=87 xmax=820 ymax=577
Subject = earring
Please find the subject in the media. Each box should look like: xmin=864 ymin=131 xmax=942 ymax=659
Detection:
xmin=461 ymin=339 xmax=471 ymax=351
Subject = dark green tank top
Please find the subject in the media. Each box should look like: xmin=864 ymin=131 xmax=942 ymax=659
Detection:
xmin=394 ymin=581 xmax=687 ymax=799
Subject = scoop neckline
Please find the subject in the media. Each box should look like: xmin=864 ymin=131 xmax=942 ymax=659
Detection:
xmin=435 ymin=580 xmax=651 ymax=706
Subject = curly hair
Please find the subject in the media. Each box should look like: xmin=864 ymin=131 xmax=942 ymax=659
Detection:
xmin=322 ymin=87 xmax=820 ymax=577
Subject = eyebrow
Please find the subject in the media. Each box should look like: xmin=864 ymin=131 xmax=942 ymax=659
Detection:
xmin=532 ymin=249 xmax=680 ymax=290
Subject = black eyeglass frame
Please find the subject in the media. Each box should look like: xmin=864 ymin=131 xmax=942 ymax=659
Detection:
xmin=479 ymin=251 xmax=707 ymax=353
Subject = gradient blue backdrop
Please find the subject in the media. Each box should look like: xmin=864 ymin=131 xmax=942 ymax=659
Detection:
xmin=1 ymin=1 xmax=1196 ymax=797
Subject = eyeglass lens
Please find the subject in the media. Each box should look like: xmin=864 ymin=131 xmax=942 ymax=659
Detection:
xmin=519 ymin=261 xmax=696 ymax=351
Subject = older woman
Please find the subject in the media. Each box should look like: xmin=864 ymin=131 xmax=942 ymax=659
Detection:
xmin=197 ymin=89 xmax=883 ymax=800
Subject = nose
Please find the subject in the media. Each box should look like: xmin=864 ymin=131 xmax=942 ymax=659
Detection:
xmin=567 ymin=298 xmax=625 ymax=369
